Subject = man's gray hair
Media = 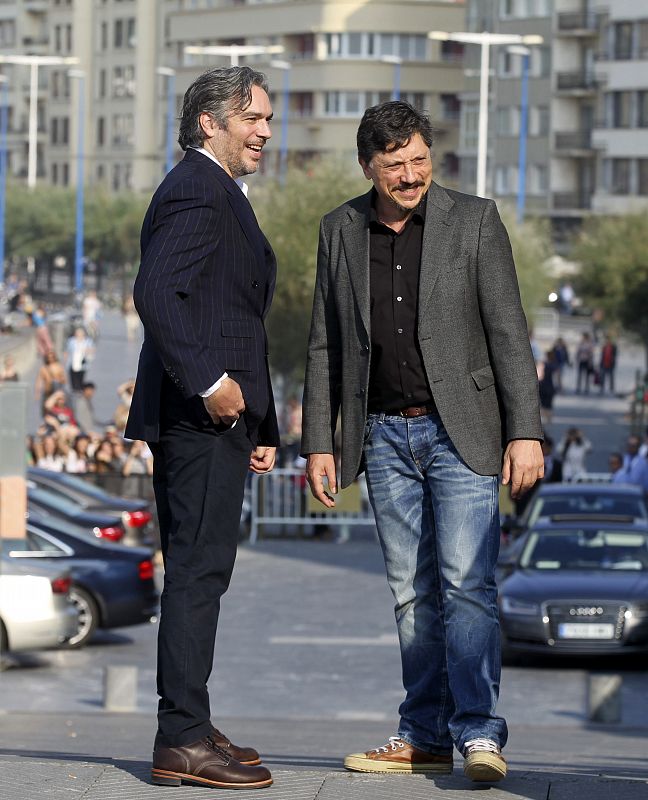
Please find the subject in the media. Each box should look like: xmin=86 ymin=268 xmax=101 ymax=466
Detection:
xmin=178 ymin=66 xmax=269 ymax=150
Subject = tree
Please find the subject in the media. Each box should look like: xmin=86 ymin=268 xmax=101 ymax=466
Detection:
xmin=254 ymin=160 xmax=366 ymax=392
xmin=497 ymin=205 xmax=552 ymax=322
xmin=573 ymin=213 xmax=648 ymax=364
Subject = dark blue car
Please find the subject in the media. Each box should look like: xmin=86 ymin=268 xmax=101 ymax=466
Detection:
xmin=3 ymin=513 xmax=159 ymax=648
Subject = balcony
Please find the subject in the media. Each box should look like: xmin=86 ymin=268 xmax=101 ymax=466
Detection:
xmin=552 ymin=192 xmax=592 ymax=211
xmin=554 ymin=131 xmax=594 ymax=153
xmin=24 ymin=0 xmax=48 ymax=13
xmin=555 ymin=71 xmax=599 ymax=94
xmin=556 ymin=13 xmax=598 ymax=36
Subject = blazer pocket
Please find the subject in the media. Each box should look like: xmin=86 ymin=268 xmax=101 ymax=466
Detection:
xmin=210 ymin=348 xmax=252 ymax=372
xmin=222 ymin=319 xmax=255 ymax=338
xmin=471 ymin=365 xmax=495 ymax=390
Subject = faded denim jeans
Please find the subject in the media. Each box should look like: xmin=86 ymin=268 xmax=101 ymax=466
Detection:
xmin=363 ymin=412 xmax=507 ymax=755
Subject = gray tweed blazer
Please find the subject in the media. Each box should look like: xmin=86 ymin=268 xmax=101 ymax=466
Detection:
xmin=301 ymin=181 xmax=542 ymax=489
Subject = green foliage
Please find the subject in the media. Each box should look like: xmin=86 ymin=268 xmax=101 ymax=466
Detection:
xmin=497 ymin=205 xmax=552 ymax=322
xmin=254 ymin=159 xmax=366 ymax=390
xmin=573 ymin=213 xmax=648 ymax=355
xmin=4 ymin=182 xmax=147 ymax=271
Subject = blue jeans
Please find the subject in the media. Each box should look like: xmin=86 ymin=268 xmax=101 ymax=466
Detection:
xmin=363 ymin=412 xmax=507 ymax=755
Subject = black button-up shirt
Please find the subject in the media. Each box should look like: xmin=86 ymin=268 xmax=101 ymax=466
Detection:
xmin=367 ymin=193 xmax=434 ymax=413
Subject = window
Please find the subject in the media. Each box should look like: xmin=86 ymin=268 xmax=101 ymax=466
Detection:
xmin=97 ymin=117 xmax=105 ymax=147
xmin=638 ymin=91 xmax=648 ymax=128
xmin=127 ymin=18 xmax=136 ymax=48
xmin=52 ymin=163 xmax=58 ymax=185
xmin=54 ymin=25 xmax=61 ymax=52
xmin=638 ymin=160 xmax=648 ymax=195
xmin=440 ymin=94 xmax=460 ymax=121
xmin=52 ymin=71 xmax=60 ymax=99
xmin=530 ymin=164 xmax=548 ymax=195
xmin=640 ymin=22 xmax=648 ymax=59
xmin=291 ymin=92 xmax=313 ymax=117
xmin=62 ymin=163 xmax=69 ymax=187
xmin=98 ymin=69 xmax=107 ymax=99
xmin=495 ymin=165 xmax=516 ymax=194
xmin=114 ymin=19 xmax=124 ymax=49
xmin=100 ymin=22 xmax=108 ymax=51
xmin=51 ymin=117 xmax=59 ymax=145
xmin=530 ymin=106 xmax=549 ymax=136
xmin=610 ymin=158 xmax=631 ymax=194
xmin=614 ymin=22 xmax=633 ymax=60
xmin=499 ymin=51 xmax=514 ymax=77
xmin=61 ymin=117 xmax=69 ymax=146
xmin=113 ymin=113 xmax=134 ymax=145
xmin=66 ymin=24 xmax=72 ymax=53
xmin=322 ymin=32 xmax=427 ymax=61
xmin=612 ymin=91 xmax=632 ymax=128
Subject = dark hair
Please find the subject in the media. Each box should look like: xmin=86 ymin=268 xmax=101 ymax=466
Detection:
xmin=178 ymin=66 xmax=269 ymax=150
xmin=357 ymin=101 xmax=434 ymax=164
xmin=82 ymin=382 xmax=96 ymax=391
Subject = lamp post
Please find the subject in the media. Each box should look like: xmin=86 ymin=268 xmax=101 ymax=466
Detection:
xmin=381 ymin=55 xmax=403 ymax=101
xmin=507 ymin=46 xmax=531 ymax=223
xmin=0 ymin=75 xmax=8 ymax=286
xmin=68 ymin=69 xmax=85 ymax=294
xmin=184 ymin=45 xmax=284 ymax=68
xmin=157 ymin=67 xmax=176 ymax=175
xmin=0 ymin=55 xmax=79 ymax=189
xmin=270 ymin=59 xmax=291 ymax=185
xmin=428 ymin=31 xmax=542 ymax=198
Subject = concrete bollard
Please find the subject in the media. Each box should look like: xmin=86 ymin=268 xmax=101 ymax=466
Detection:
xmin=103 ymin=665 xmax=138 ymax=711
xmin=587 ymin=673 xmax=622 ymax=723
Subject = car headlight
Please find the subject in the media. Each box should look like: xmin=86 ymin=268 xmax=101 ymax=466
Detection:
xmin=500 ymin=597 xmax=540 ymax=616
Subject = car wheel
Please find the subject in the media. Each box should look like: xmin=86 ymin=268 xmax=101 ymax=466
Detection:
xmin=66 ymin=586 xmax=99 ymax=648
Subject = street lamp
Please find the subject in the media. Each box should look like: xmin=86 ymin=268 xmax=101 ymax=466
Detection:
xmin=381 ymin=55 xmax=403 ymax=101
xmin=157 ymin=67 xmax=176 ymax=175
xmin=270 ymin=59 xmax=291 ymax=186
xmin=184 ymin=45 xmax=284 ymax=68
xmin=68 ymin=69 xmax=85 ymax=294
xmin=0 ymin=75 xmax=8 ymax=286
xmin=508 ymin=46 xmax=531 ymax=223
xmin=428 ymin=31 xmax=542 ymax=198
xmin=0 ymin=55 xmax=79 ymax=189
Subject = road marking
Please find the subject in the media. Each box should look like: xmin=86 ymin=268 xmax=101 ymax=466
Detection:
xmin=269 ymin=634 xmax=398 ymax=646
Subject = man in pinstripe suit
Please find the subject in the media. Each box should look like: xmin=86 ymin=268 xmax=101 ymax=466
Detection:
xmin=126 ymin=67 xmax=278 ymax=790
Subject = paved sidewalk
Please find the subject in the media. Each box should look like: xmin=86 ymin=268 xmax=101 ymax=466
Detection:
xmin=0 ymin=712 xmax=646 ymax=799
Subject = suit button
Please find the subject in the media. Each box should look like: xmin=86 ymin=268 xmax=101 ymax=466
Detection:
xmin=251 ymin=280 xmax=259 ymax=288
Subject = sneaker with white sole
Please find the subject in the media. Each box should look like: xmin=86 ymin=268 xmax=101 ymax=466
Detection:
xmin=344 ymin=736 xmax=453 ymax=774
xmin=463 ymin=738 xmax=507 ymax=782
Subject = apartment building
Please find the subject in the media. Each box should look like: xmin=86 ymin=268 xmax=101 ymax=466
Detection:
xmin=460 ymin=0 xmax=648 ymax=229
xmin=591 ymin=0 xmax=648 ymax=213
xmin=0 ymin=0 xmax=465 ymax=194
xmin=167 ymin=0 xmax=465 ymax=184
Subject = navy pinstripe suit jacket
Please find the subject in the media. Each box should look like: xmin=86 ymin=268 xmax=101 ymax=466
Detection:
xmin=125 ymin=149 xmax=280 ymax=447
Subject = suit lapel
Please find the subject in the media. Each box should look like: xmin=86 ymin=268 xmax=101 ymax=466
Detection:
xmin=418 ymin=181 xmax=456 ymax=319
xmin=341 ymin=192 xmax=371 ymax=337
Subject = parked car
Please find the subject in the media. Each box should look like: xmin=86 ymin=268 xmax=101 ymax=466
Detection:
xmin=498 ymin=515 xmax=648 ymax=656
xmin=27 ymin=467 xmax=156 ymax=546
xmin=0 ymin=558 xmax=77 ymax=654
xmin=27 ymin=481 xmax=126 ymax=543
xmin=503 ymin=483 xmax=648 ymax=540
xmin=4 ymin=513 xmax=159 ymax=648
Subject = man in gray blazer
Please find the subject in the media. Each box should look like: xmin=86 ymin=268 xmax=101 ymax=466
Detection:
xmin=301 ymin=101 xmax=543 ymax=783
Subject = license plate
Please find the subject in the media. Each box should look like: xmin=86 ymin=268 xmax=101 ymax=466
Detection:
xmin=558 ymin=623 xmax=615 ymax=639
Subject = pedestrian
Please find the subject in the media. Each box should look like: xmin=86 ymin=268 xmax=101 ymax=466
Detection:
xmin=552 ymin=337 xmax=570 ymax=393
xmin=617 ymin=435 xmax=648 ymax=491
xmin=31 ymin=303 xmax=54 ymax=357
xmin=65 ymin=326 xmax=94 ymax=392
xmin=74 ymin=382 xmax=100 ymax=435
xmin=558 ymin=427 xmax=592 ymax=481
xmin=538 ymin=349 xmax=557 ymax=426
xmin=122 ymin=294 xmax=141 ymax=342
xmin=0 ymin=354 xmax=18 ymax=381
xmin=575 ymin=332 xmax=594 ymax=394
xmin=301 ymin=101 xmax=543 ymax=784
xmin=125 ymin=66 xmax=278 ymax=790
xmin=599 ymin=334 xmax=617 ymax=395
xmin=609 ymin=452 xmax=625 ymax=483
xmin=82 ymin=290 xmax=102 ymax=340
xmin=34 ymin=350 xmax=67 ymax=409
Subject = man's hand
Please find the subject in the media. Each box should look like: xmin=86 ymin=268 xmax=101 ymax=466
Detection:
xmin=502 ymin=439 xmax=544 ymax=499
xmin=306 ymin=453 xmax=337 ymax=508
xmin=202 ymin=377 xmax=245 ymax=425
xmin=250 ymin=446 xmax=276 ymax=474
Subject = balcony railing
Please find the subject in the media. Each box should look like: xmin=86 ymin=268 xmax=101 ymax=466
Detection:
xmin=557 ymin=12 xmax=597 ymax=33
xmin=553 ymin=192 xmax=592 ymax=210
xmin=556 ymin=71 xmax=598 ymax=91
xmin=554 ymin=131 xmax=593 ymax=150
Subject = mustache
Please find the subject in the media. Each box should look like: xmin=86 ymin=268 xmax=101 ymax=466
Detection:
xmin=396 ymin=182 xmax=424 ymax=190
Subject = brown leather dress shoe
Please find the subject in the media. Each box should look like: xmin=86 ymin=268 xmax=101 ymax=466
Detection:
xmin=151 ymin=735 xmax=272 ymax=789
xmin=210 ymin=725 xmax=261 ymax=766
xmin=344 ymin=736 xmax=453 ymax=774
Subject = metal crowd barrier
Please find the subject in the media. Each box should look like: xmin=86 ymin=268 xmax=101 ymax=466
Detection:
xmin=249 ymin=468 xmax=376 ymax=545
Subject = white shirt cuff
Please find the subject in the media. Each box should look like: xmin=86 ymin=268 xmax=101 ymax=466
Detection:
xmin=199 ymin=372 xmax=228 ymax=398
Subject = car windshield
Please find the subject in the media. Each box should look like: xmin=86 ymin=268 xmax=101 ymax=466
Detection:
xmin=525 ymin=493 xmax=648 ymax=527
xmin=47 ymin=472 xmax=115 ymax=502
xmin=520 ymin=529 xmax=648 ymax=571
xmin=28 ymin=485 xmax=86 ymax=515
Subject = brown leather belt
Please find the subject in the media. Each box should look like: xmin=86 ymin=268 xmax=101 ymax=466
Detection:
xmin=398 ymin=403 xmax=436 ymax=418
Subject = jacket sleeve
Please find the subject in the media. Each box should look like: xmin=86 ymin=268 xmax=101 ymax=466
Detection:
xmin=300 ymin=218 xmax=343 ymax=456
xmin=133 ymin=178 xmax=226 ymax=398
xmin=476 ymin=200 xmax=543 ymax=442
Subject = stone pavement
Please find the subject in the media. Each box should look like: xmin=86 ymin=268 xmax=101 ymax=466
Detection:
xmin=0 ymin=712 xmax=646 ymax=799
